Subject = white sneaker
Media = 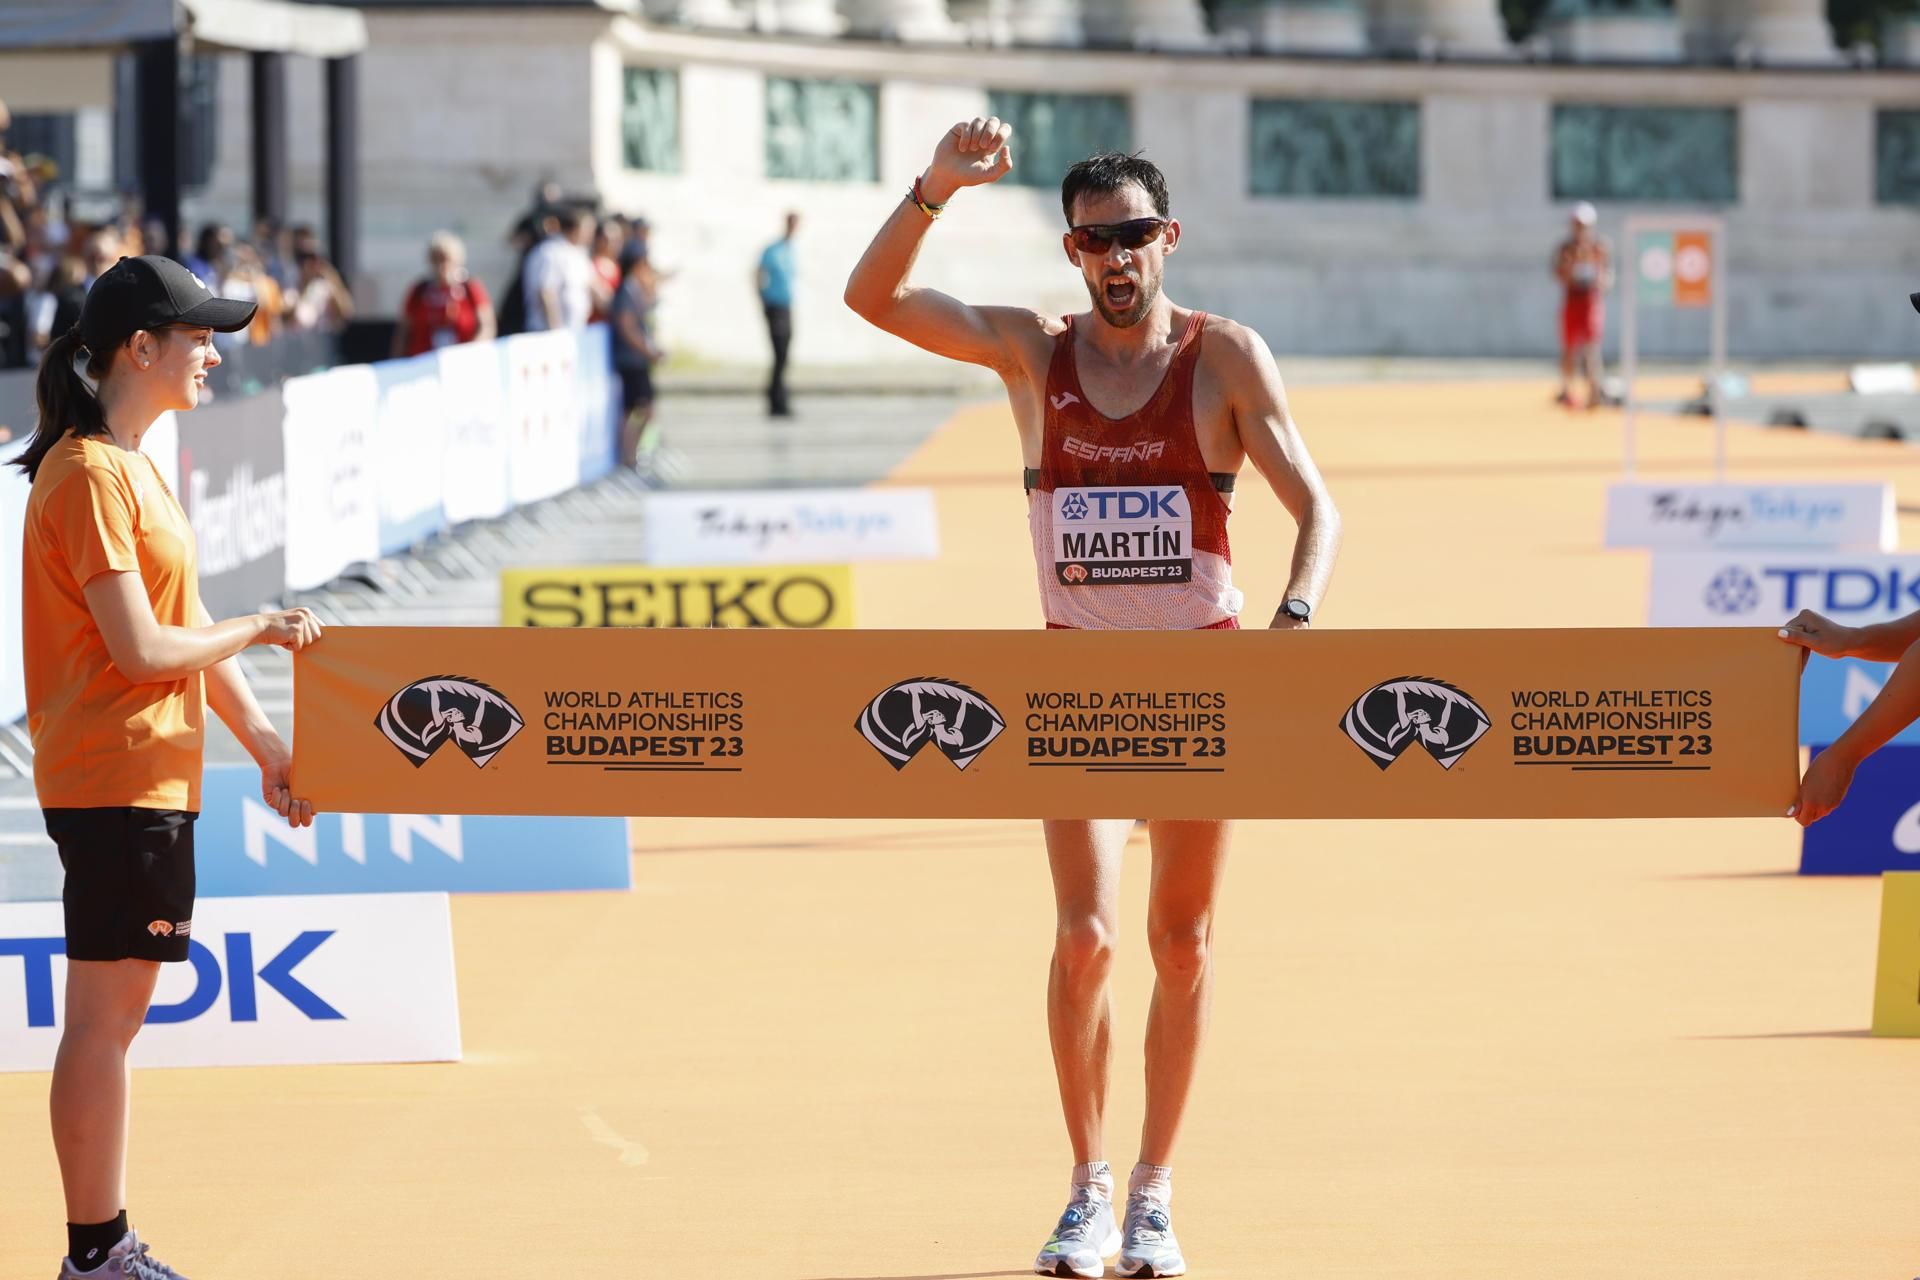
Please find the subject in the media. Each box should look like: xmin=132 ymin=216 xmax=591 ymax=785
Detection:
xmin=1033 ymin=1189 xmax=1121 ymax=1278
xmin=1115 ymin=1194 xmax=1186 ymax=1277
xmin=57 ymin=1231 xmax=188 ymax=1279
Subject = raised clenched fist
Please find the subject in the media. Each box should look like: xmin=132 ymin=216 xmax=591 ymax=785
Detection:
xmin=922 ymin=117 xmax=1014 ymax=204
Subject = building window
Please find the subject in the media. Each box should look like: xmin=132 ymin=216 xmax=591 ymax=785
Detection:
xmin=1877 ymin=110 xmax=1920 ymax=205
xmin=622 ymin=68 xmax=679 ymax=173
xmin=111 ymin=52 xmax=218 ymax=195
xmin=1248 ymin=100 xmax=1420 ymax=199
xmin=7 ymin=113 xmax=78 ymax=193
xmin=1551 ymin=104 xmax=1737 ymax=204
xmin=765 ymin=77 xmax=879 ymax=183
xmin=986 ymin=92 xmax=1131 ymax=192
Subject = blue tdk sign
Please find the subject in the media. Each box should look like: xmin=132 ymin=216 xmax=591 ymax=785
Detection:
xmin=194 ymin=765 xmax=629 ymax=895
xmin=1800 ymin=744 xmax=1920 ymax=875
xmin=1800 ymin=658 xmax=1920 ymax=748
xmin=0 ymin=932 xmax=340 ymax=1028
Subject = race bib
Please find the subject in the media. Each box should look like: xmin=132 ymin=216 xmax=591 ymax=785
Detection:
xmin=1052 ymin=485 xmax=1192 ymax=585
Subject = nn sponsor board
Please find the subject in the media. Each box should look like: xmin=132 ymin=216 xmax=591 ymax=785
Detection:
xmin=1649 ymin=553 xmax=1920 ymax=628
xmin=501 ymin=564 xmax=853 ymax=629
xmin=0 ymin=893 xmax=461 ymax=1071
xmin=1799 ymin=657 xmax=1920 ymax=748
xmin=1605 ymin=482 xmax=1894 ymax=551
xmin=190 ymin=764 xmax=630 ymax=896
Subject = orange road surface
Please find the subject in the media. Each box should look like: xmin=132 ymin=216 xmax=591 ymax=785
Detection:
xmin=2 ymin=379 xmax=1915 ymax=1279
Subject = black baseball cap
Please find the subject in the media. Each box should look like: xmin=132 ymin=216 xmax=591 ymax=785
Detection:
xmin=77 ymin=255 xmax=257 ymax=353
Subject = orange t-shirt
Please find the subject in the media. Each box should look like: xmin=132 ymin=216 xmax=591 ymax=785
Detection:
xmin=22 ymin=433 xmax=204 ymax=811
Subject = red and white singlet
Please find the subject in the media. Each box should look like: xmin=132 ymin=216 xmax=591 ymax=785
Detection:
xmin=1025 ymin=310 xmax=1244 ymax=630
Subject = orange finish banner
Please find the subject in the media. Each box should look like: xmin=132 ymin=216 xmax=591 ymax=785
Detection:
xmin=292 ymin=627 xmax=1799 ymax=820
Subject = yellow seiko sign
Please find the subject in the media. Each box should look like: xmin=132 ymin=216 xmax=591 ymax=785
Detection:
xmin=500 ymin=564 xmax=854 ymax=629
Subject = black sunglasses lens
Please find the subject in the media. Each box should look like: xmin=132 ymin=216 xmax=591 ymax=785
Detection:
xmin=1074 ymin=221 xmax=1163 ymax=253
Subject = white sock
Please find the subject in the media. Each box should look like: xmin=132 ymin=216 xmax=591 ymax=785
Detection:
xmin=1129 ymin=1161 xmax=1173 ymax=1205
xmin=1071 ymin=1160 xmax=1114 ymax=1202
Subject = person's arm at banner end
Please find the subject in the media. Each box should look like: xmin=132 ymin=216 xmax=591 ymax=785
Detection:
xmin=197 ymin=598 xmax=316 ymax=829
xmin=1793 ymin=634 xmax=1920 ymax=826
xmin=1779 ymin=608 xmax=1920 ymax=663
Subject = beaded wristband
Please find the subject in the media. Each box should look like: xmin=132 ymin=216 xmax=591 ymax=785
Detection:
xmin=910 ymin=175 xmax=947 ymax=220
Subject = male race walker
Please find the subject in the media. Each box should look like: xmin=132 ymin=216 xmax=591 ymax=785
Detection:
xmin=846 ymin=118 xmax=1341 ymax=1277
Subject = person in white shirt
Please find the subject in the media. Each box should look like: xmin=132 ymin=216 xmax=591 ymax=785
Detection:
xmin=521 ymin=208 xmax=604 ymax=332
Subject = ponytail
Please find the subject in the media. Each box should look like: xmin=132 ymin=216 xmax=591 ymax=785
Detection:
xmin=10 ymin=329 xmax=113 ymax=483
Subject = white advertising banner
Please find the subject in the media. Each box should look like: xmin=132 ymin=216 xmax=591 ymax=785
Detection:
xmin=1606 ymin=482 xmax=1895 ymax=551
xmin=644 ymin=488 xmax=941 ymax=565
xmin=0 ymin=436 xmax=29 ymax=724
xmin=281 ymin=365 xmax=381 ymax=591
xmin=504 ymin=330 xmax=582 ymax=506
xmin=1649 ymin=552 xmax=1920 ymax=627
xmin=0 ymin=893 xmax=461 ymax=1071
xmin=437 ymin=340 xmax=512 ymax=523
xmin=373 ymin=354 xmax=450 ymax=556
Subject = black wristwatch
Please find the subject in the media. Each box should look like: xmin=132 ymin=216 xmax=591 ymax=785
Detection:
xmin=1281 ymin=598 xmax=1312 ymax=623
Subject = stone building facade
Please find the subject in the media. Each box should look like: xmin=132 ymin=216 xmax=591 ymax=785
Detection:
xmin=146 ymin=0 xmax=1920 ymax=363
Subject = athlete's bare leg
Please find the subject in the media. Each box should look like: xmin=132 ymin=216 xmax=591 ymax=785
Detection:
xmin=51 ymin=958 xmax=161 ymax=1221
xmin=1138 ymin=818 xmax=1232 ymax=1166
xmin=1582 ymin=342 xmax=1606 ymax=407
xmin=1043 ymin=818 xmax=1131 ymax=1164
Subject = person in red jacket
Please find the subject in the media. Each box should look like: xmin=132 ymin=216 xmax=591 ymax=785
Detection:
xmin=392 ymin=232 xmax=495 ymax=359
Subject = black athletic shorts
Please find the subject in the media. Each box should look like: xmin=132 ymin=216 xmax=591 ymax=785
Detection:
xmin=44 ymin=807 xmax=198 ymax=963
xmin=619 ymin=363 xmax=654 ymax=412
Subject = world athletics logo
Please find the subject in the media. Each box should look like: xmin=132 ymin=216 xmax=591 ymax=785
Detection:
xmin=1340 ymin=677 xmax=1491 ymax=772
xmin=376 ymin=676 xmax=525 ymax=769
xmin=856 ymin=678 xmax=1006 ymax=771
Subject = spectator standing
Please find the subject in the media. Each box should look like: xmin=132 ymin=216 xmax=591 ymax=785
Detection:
xmin=46 ymin=229 xmax=123 ymax=352
xmin=287 ymin=246 xmax=354 ymax=335
xmin=589 ymin=219 xmax=624 ymax=324
xmin=522 ymin=207 xmax=600 ymax=332
xmin=181 ymin=223 xmax=231 ymax=286
xmin=757 ymin=211 xmax=798 ymax=418
xmin=393 ymin=231 xmax=496 ymax=358
xmin=611 ymin=242 xmax=664 ymax=469
xmin=217 ymin=244 xmax=283 ymax=349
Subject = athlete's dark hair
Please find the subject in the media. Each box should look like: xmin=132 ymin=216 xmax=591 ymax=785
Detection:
xmin=10 ymin=329 xmax=114 ymax=482
xmin=1060 ymin=152 xmax=1170 ymax=226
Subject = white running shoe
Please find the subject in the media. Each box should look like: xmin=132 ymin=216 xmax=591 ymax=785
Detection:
xmin=56 ymin=1231 xmax=188 ymax=1279
xmin=1115 ymin=1194 xmax=1186 ymax=1277
xmin=1033 ymin=1189 xmax=1121 ymax=1278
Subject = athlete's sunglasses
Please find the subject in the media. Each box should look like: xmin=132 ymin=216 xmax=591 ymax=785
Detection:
xmin=1067 ymin=217 xmax=1169 ymax=256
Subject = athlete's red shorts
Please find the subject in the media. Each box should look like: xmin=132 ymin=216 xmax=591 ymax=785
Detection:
xmin=1562 ymin=296 xmax=1604 ymax=350
xmin=1046 ymin=617 xmax=1240 ymax=630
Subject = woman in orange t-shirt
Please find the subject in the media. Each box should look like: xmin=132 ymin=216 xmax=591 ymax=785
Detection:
xmin=11 ymin=256 xmax=323 ymax=1280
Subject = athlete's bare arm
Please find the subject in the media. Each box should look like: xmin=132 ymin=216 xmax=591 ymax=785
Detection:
xmin=1210 ymin=320 xmax=1341 ymax=629
xmin=1552 ymin=241 xmax=1574 ymax=285
xmin=844 ymin=118 xmax=1052 ymax=374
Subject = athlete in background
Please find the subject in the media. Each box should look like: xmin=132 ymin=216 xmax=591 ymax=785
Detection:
xmin=1554 ymin=202 xmax=1614 ymax=409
